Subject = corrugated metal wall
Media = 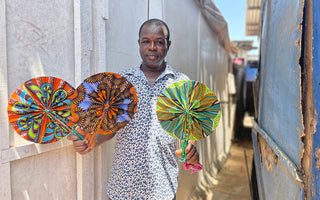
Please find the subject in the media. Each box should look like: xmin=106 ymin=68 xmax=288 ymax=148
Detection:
xmin=0 ymin=0 xmax=234 ymax=199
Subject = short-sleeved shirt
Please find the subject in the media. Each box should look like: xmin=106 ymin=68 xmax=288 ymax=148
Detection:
xmin=107 ymin=64 xmax=189 ymax=200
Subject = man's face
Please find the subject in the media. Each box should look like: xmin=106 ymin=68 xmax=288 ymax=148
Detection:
xmin=138 ymin=24 xmax=171 ymax=69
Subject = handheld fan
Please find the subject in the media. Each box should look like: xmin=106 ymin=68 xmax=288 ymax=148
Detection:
xmin=7 ymin=77 xmax=75 ymax=144
xmin=70 ymin=72 xmax=138 ymax=146
xmin=156 ymin=80 xmax=221 ymax=174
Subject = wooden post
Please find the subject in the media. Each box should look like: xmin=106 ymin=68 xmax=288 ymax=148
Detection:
xmin=74 ymin=1 xmax=95 ymax=200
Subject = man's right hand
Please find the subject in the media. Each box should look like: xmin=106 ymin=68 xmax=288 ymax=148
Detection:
xmin=67 ymin=127 xmax=96 ymax=155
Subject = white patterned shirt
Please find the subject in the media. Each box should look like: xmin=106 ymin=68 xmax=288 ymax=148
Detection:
xmin=107 ymin=64 xmax=189 ymax=200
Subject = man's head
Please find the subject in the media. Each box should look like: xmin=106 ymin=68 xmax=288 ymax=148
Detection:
xmin=138 ymin=19 xmax=171 ymax=70
xmin=139 ymin=19 xmax=170 ymax=44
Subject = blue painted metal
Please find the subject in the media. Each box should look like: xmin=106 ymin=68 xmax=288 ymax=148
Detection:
xmin=312 ymin=1 xmax=320 ymax=199
xmin=252 ymin=126 xmax=303 ymax=200
xmin=253 ymin=0 xmax=320 ymax=199
xmin=245 ymin=63 xmax=258 ymax=82
xmin=252 ymin=120 xmax=302 ymax=182
xmin=259 ymin=151 xmax=303 ymax=200
xmin=258 ymin=0 xmax=304 ymax=165
xmin=254 ymin=0 xmax=305 ymax=199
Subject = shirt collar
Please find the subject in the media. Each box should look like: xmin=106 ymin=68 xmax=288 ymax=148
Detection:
xmin=124 ymin=63 xmax=175 ymax=78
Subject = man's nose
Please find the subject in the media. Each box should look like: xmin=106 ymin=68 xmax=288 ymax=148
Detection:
xmin=148 ymin=41 xmax=157 ymax=50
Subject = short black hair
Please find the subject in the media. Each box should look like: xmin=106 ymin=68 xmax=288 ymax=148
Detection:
xmin=138 ymin=19 xmax=170 ymax=42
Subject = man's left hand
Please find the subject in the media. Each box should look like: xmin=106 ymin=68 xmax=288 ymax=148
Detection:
xmin=175 ymin=141 xmax=199 ymax=165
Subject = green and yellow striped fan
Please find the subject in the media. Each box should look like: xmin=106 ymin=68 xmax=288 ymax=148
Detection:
xmin=156 ymin=80 xmax=221 ymax=162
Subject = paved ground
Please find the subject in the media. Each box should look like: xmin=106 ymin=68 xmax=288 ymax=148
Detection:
xmin=189 ymin=113 xmax=255 ymax=200
xmin=206 ymin=139 xmax=254 ymax=200
xmin=205 ymin=112 xmax=255 ymax=200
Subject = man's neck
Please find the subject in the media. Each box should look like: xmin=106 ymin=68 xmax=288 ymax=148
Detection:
xmin=140 ymin=63 xmax=166 ymax=86
xmin=140 ymin=62 xmax=166 ymax=73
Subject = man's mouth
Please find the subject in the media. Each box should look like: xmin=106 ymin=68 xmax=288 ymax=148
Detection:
xmin=147 ymin=54 xmax=158 ymax=60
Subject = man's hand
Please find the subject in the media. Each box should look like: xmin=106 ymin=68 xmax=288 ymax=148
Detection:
xmin=67 ymin=127 xmax=95 ymax=155
xmin=175 ymin=141 xmax=199 ymax=165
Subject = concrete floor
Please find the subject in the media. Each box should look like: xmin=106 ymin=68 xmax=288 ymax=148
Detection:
xmin=189 ymin=113 xmax=255 ymax=200
xmin=205 ymin=113 xmax=255 ymax=200
xmin=206 ymin=140 xmax=254 ymax=200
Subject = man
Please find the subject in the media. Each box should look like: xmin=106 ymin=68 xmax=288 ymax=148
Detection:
xmin=68 ymin=19 xmax=200 ymax=200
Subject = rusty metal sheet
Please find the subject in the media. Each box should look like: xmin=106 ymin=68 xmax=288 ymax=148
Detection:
xmin=251 ymin=129 xmax=265 ymax=200
xmin=252 ymin=127 xmax=303 ymax=200
xmin=257 ymin=134 xmax=303 ymax=200
xmin=252 ymin=121 xmax=302 ymax=182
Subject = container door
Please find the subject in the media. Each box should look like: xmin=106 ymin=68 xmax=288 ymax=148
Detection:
xmin=252 ymin=0 xmax=305 ymax=199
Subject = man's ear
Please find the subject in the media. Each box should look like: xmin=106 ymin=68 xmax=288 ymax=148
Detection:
xmin=166 ymin=41 xmax=171 ymax=50
xmin=138 ymin=39 xmax=140 ymax=45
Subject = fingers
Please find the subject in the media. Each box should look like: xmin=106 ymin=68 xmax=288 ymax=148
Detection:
xmin=71 ymin=139 xmax=89 ymax=154
xmin=175 ymin=149 xmax=182 ymax=158
xmin=185 ymin=142 xmax=194 ymax=154
xmin=186 ymin=145 xmax=196 ymax=160
xmin=186 ymin=143 xmax=200 ymax=165
xmin=76 ymin=126 xmax=86 ymax=134
xmin=67 ymin=134 xmax=78 ymax=141
xmin=184 ymin=140 xmax=195 ymax=153
xmin=187 ymin=151 xmax=199 ymax=164
xmin=175 ymin=141 xmax=200 ymax=164
xmin=77 ymin=144 xmax=93 ymax=155
xmin=67 ymin=127 xmax=95 ymax=155
xmin=73 ymin=139 xmax=88 ymax=148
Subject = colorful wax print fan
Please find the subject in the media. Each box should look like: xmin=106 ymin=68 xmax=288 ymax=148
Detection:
xmin=7 ymin=77 xmax=76 ymax=144
xmin=156 ymin=80 xmax=221 ymax=174
xmin=70 ymin=72 xmax=138 ymax=146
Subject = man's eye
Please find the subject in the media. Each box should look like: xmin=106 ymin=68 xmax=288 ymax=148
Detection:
xmin=156 ymin=41 xmax=165 ymax=46
xmin=142 ymin=40 xmax=150 ymax=44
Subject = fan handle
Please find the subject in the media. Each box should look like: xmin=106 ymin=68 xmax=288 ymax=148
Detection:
xmin=179 ymin=139 xmax=188 ymax=162
xmin=70 ymin=129 xmax=85 ymax=140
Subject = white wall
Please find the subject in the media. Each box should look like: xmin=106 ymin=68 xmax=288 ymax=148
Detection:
xmin=1 ymin=0 xmax=103 ymax=199
xmin=1 ymin=0 xmax=79 ymax=200
xmin=164 ymin=1 xmax=233 ymax=199
xmin=0 ymin=0 xmax=234 ymax=199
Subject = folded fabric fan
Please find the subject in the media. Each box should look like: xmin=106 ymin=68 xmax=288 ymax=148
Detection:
xmin=156 ymin=80 xmax=221 ymax=174
xmin=70 ymin=72 xmax=138 ymax=146
xmin=7 ymin=77 xmax=76 ymax=144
